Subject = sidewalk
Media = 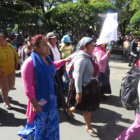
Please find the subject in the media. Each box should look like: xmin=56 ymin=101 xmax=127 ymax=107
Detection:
xmin=109 ymin=54 xmax=130 ymax=70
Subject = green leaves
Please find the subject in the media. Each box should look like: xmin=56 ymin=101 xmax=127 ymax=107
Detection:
xmin=130 ymin=10 xmax=140 ymax=25
xmin=45 ymin=2 xmax=116 ymax=40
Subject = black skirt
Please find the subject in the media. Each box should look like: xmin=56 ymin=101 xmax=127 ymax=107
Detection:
xmin=98 ymin=63 xmax=111 ymax=94
xmin=66 ymin=78 xmax=100 ymax=112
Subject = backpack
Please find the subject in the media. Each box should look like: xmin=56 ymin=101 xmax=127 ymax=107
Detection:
xmin=65 ymin=53 xmax=99 ymax=79
xmin=120 ymin=66 xmax=140 ymax=110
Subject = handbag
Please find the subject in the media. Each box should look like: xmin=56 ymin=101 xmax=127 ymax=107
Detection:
xmin=52 ymin=74 xmax=66 ymax=108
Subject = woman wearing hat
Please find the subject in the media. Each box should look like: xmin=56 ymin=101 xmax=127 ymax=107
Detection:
xmin=65 ymin=37 xmax=100 ymax=137
xmin=93 ymin=39 xmax=111 ymax=98
xmin=59 ymin=35 xmax=73 ymax=95
xmin=59 ymin=35 xmax=73 ymax=59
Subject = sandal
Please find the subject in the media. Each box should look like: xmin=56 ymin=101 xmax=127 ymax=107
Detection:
xmin=86 ymin=129 xmax=98 ymax=137
xmin=63 ymin=109 xmax=72 ymax=120
xmin=4 ymin=104 xmax=12 ymax=110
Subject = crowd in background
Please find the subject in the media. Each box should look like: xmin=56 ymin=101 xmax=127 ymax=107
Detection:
xmin=0 ymin=31 xmax=140 ymax=140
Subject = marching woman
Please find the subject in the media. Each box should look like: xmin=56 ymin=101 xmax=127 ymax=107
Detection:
xmin=66 ymin=37 xmax=100 ymax=137
xmin=18 ymin=34 xmax=69 ymax=140
xmin=93 ymin=39 xmax=112 ymax=98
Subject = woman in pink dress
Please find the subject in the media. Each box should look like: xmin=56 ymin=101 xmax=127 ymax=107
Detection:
xmin=93 ymin=40 xmax=111 ymax=98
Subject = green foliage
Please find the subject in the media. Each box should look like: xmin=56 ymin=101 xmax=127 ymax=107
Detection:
xmin=130 ymin=10 xmax=140 ymax=25
xmin=0 ymin=0 xmax=135 ymax=37
xmin=0 ymin=7 xmax=18 ymax=21
xmin=13 ymin=24 xmax=18 ymax=32
xmin=129 ymin=0 xmax=140 ymax=11
xmin=18 ymin=12 xmax=40 ymax=25
xmin=0 ymin=7 xmax=18 ymax=31
xmin=89 ymin=0 xmax=111 ymax=3
xmin=133 ymin=30 xmax=140 ymax=36
xmin=45 ymin=2 xmax=116 ymax=40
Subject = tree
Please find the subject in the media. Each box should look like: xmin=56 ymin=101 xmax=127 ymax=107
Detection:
xmin=129 ymin=0 xmax=140 ymax=35
xmin=78 ymin=0 xmax=111 ymax=3
xmin=45 ymin=2 xmax=116 ymax=42
xmin=89 ymin=0 xmax=110 ymax=2
xmin=45 ymin=0 xmax=73 ymax=10
xmin=0 ymin=7 xmax=18 ymax=33
xmin=110 ymin=0 xmax=134 ymax=37
xmin=129 ymin=0 xmax=140 ymax=11
xmin=130 ymin=10 xmax=140 ymax=34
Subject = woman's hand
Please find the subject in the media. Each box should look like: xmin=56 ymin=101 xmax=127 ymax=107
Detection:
xmin=30 ymin=98 xmax=42 ymax=113
xmin=75 ymin=93 xmax=82 ymax=104
xmin=33 ymin=104 xmax=42 ymax=113
xmin=64 ymin=56 xmax=72 ymax=62
xmin=107 ymin=50 xmax=111 ymax=55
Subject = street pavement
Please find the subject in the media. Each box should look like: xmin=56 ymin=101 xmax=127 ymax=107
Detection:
xmin=0 ymin=54 xmax=140 ymax=140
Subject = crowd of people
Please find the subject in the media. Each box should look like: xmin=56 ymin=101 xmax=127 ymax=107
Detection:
xmin=0 ymin=32 xmax=140 ymax=140
xmin=122 ymin=36 xmax=140 ymax=66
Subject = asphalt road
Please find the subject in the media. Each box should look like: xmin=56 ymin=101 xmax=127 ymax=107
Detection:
xmin=0 ymin=56 xmax=140 ymax=140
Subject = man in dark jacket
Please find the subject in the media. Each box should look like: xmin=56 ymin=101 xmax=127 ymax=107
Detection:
xmin=128 ymin=37 xmax=139 ymax=67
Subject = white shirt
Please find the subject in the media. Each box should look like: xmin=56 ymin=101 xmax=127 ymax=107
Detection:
xmin=50 ymin=45 xmax=61 ymax=61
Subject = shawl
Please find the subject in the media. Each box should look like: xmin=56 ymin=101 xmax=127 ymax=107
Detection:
xmin=76 ymin=37 xmax=94 ymax=50
xmin=31 ymin=52 xmax=56 ymax=110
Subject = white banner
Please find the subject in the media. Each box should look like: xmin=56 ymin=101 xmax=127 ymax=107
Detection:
xmin=97 ymin=13 xmax=118 ymax=45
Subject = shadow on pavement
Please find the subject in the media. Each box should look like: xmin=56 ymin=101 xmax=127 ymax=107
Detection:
xmin=0 ymin=108 xmax=26 ymax=127
xmin=10 ymin=97 xmax=27 ymax=109
xmin=101 ymin=95 xmax=122 ymax=107
xmin=0 ymin=95 xmax=26 ymax=115
xmin=92 ymin=123 xmax=126 ymax=140
xmin=67 ymin=101 xmax=133 ymax=140
xmin=11 ymin=107 xmax=26 ymax=114
xmin=58 ymin=109 xmax=84 ymax=126
xmin=91 ymin=107 xmax=133 ymax=140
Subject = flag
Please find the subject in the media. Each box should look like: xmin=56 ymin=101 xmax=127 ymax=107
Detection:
xmin=97 ymin=13 xmax=118 ymax=45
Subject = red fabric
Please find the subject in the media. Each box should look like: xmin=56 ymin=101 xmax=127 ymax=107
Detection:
xmin=81 ymin=50 xmax=99 ymax=78
xmin=135 ymin=60 xmax=140 ymax=69
xmin=93 ymin=46 xmax=109 ymax=73
xmin=93 ymin=46 xmax=105 ymax=53
xmin=91 ymin=58 xmax=99 ymax=78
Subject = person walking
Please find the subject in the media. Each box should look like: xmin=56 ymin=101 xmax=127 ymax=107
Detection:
xmin=59 ymin=35 xmax=73 ymax=95
xmin=18 ymin=34 xmax=69 ymax=140
xmin=93 ymin=39 xmax=111 ymax=98
xmin=47 ymin=32 xmax=61 ymax=62
xmin=59 ymin=35 xmax=73 ymax=59
xmin=123 ymin=37 xmax=130 ymax=62
xmin=65 ymin=37 xmax=100 ymax=137
xmin=0 ymin=33 xmax=19 ymax=110
xmin=47 ymin=32 xmax=65 ymax=106
xmin=115 ymin=64 xmax=140 ymax=140
xmin=128 ymin=37 xmax=139 ymax=67
xmin=18 ymin=37 xmax=32 ymax=67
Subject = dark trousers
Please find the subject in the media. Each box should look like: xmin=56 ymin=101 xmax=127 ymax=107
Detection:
xmin=129 ymin=54 xmax=138 ymax=66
